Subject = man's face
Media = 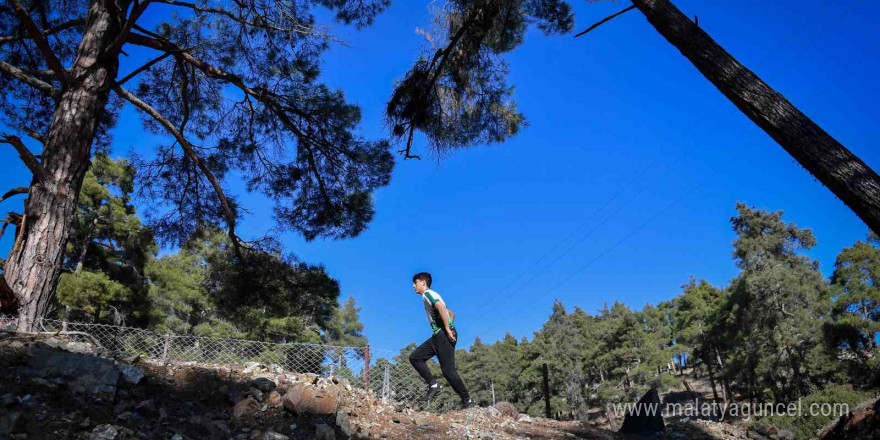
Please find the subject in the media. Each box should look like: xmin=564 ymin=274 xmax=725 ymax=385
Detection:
xmin=413 ymin=279 xmax=427 ymax=294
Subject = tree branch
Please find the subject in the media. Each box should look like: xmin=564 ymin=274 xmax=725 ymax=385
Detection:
xmin=113 ymin=85 xmax=245 ymax=259
xmin=106 ymin=0 xmax=152 ymax=58
xmin=6 ymin=0 xmax=69 ymax=88
xmin=23 ymin=128 xmax=45 ymax=144
xmin=0 ymin=60 xmax=61 ymax=98
xmin=1 ymin=134 xmax=46 ymax=181
xmin=574 ymin=5 xmax=636 ymax=38
xmin=126 ymin=32 xmax=334 ymax=203
xmin=0 ymin=18 xmax=84 ymax=45
xmin=151 ymin=0 xmax=319 ymax=35
xmin=0 ymin=187 xmax=28 ymax=204
xmin=115 ymin=50 xmax=174 ymax=86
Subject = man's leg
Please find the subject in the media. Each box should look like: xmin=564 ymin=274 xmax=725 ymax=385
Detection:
xmin=435 ymin=329 xmax=470 ymax=402
xmin=408 ymin=337 xmax=437 ymax=386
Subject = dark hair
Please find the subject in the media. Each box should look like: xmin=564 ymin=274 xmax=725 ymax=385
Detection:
xmin=413 ymin=272 xmax=432 ymax=288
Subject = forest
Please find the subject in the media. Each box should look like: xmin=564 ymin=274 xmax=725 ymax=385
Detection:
xmin=0 ymin=0 xmax=877 ymax=438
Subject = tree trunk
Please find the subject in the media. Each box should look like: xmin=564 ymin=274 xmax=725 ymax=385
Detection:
xmin=704 ymin=354 xmax=719 ymax=401
xmin=630 ymin=0 xmax=880 ymax=234
xmin=714 ymin=349 xmax=731 ymax=403
xmin=4 ymin=0 xmax=125 ymax=332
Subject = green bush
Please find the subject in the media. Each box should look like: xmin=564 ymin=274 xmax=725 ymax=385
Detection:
xmin=758 ymin=384 xmax=874 ymax=439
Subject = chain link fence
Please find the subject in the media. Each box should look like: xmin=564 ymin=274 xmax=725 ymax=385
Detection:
xmin=0 ymin=313 xmax=427 ymax=406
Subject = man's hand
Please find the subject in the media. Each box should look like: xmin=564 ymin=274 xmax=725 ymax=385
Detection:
xmin=445 ymin=328 xmax=456 ymax=343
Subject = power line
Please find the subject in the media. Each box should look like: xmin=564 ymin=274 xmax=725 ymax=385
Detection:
xmin=467 ymin=158 xmax=660 ymax=315
xmin=469 ymin=155 xmax=684 ymax=324
xmin=486 ymin=184 xmax=700 ymax=333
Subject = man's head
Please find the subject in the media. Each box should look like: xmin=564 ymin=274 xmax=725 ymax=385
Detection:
xmin=412 ymin=272 xmax=432 ymax=294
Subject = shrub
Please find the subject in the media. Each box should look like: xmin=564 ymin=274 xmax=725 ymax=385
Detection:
xmin=758 ymin=384 xmax=874 ymax=439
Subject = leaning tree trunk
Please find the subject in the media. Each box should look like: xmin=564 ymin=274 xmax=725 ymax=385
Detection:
xmin=3 ymin=0 xmax=124 ymax=332
xmin=631 ymin=0 xmax=880 ymax=234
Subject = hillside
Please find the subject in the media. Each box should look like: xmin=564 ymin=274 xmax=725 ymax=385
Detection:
xmin=0 ymin=331 xmax=874 ymax=440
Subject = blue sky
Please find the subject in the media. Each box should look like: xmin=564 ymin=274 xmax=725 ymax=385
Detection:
xmin=1 ymin=0 xmax=878 ymax=354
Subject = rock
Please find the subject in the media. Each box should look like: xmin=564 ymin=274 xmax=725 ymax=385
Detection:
xmin=203 ymin=417 xmax=232 ymax=438
xmin=9 ymin=341 xmax=23 ymax=349
xmin=0 ymin=409 xmax=21 ymax=437
xmin=135 ymin=399 xmax=156 ymax=416
xmin=263 ymin=431 xmax=289 ymax=440
xmin=242 ymin=362 xmax=261 ymax=374
xmin=485 ymin=406 xmax=502 ymax=418
xmin=619 ymin=388 xmax=665 ymax=435
xmin=41 ymin=338 xmax=63 ymax=349
xmin=89 ymin=424 xmax=118 ymax=440
xmin=266 ymin=391 xmax=282 ymax=407
xmin=233 ymin=396 xmax=262 ymax=419
xmin=0 ymin=394 xmax=15 ymax=406
xmin=248 ymin=430 xmax=263 ymax=440
xmin=64 ymin=341 xmax=94 ymax=354
xmin=494 ymin=402 xmax=519 ymax=419
xmin=250 ymin=377 xmax=276 ymax=393
xmin=517 ymin=414 xmax=533 ymax=423
xmin=315 ymin=424 xmax=335 ymax=440
xmin=119 ymin=364 xmax=145 ymax=385
xmin=281 ymin=384 xmax=339 ymax=416
xmin=777 ymin=429 xmax=795 ymax=440
xmin=170 ymin=434 xmax=184 ymax=440
xmin=30 ymin=378 xmax=56 ymax=388
xmin=249 ymin=387 xmax=264 ymax=402
xmin=23 ymin=347 xmax=120 ymax=397
xmin=336 ymin=410 xmax=354 ymax=438
xmin=413 ymin=414 xmax=432 ymax=427
xmin=228 ymin=387 xmax=244 ymax=404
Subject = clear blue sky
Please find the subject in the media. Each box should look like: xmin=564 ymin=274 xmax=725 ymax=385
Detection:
xmin=1 ymin=0 xmax=878 ymax=354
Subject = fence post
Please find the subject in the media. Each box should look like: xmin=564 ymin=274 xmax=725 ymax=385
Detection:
xmin=162 ymin=333 xmax=171 ymax=360
xmin=381 ymin=365 xmax=390 ymax=402
xmin=364 ymin=345 xmax=371 ymax=390
xmin=542 ymin=363 xmax=551 ymax=419
xmin=491 ymin=380 xmax=496 ymax=405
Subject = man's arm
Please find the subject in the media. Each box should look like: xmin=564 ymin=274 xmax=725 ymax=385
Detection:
xmin=435 ymin=301 xmax=456 ymax=343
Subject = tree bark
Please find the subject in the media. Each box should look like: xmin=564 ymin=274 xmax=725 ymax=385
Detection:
xmin=630 ymin=0 xmax=880 ymax=234
xmin=704 ymin=353 xmax=719 ymax=401
xmin=4 ymin=0 xmax=125 ymax=332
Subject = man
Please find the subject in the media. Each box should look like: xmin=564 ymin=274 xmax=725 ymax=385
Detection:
xmin=408 ymin=272 xmax=477 ymax=409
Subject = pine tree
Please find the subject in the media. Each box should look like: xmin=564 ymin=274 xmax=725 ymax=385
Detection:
xmin=55 ymin=153 xmax=156 ymax=324
xmin=1 ymin=0 xmax=393 ymax=331
xmin=325 ymin=296 xmax=368 ymax=348
xmin=725 ymin=203 xmax=837 ymax=402
xmin=829 ymin=232 xmax=880 ymax=385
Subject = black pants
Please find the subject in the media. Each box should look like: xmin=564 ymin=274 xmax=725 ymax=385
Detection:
xmin=409 ymin=329 xmax=470 ymax=401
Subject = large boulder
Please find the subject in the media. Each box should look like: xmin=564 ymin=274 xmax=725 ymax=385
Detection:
xmin=494 ymin=402 xmax=519 ymax=419
xmin=250 ymin=377 xmax=276 ymax=393
xmin=23 ymin=347 xmax=120 ymax=397
xmin=233 ymin=396 xmax=262 ymax=419
xmin=282 ymin=383 xmax=339 ymax=416
xmin=619 ymin=388 xmax=665 ymax=435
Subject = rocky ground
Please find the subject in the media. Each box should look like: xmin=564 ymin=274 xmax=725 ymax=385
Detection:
xmin=0 ymin=331 xmax=873 ymax=440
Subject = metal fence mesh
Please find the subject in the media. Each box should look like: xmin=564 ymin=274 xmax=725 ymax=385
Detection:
xmin=0 ymin=313 xmax=427 ymax=406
